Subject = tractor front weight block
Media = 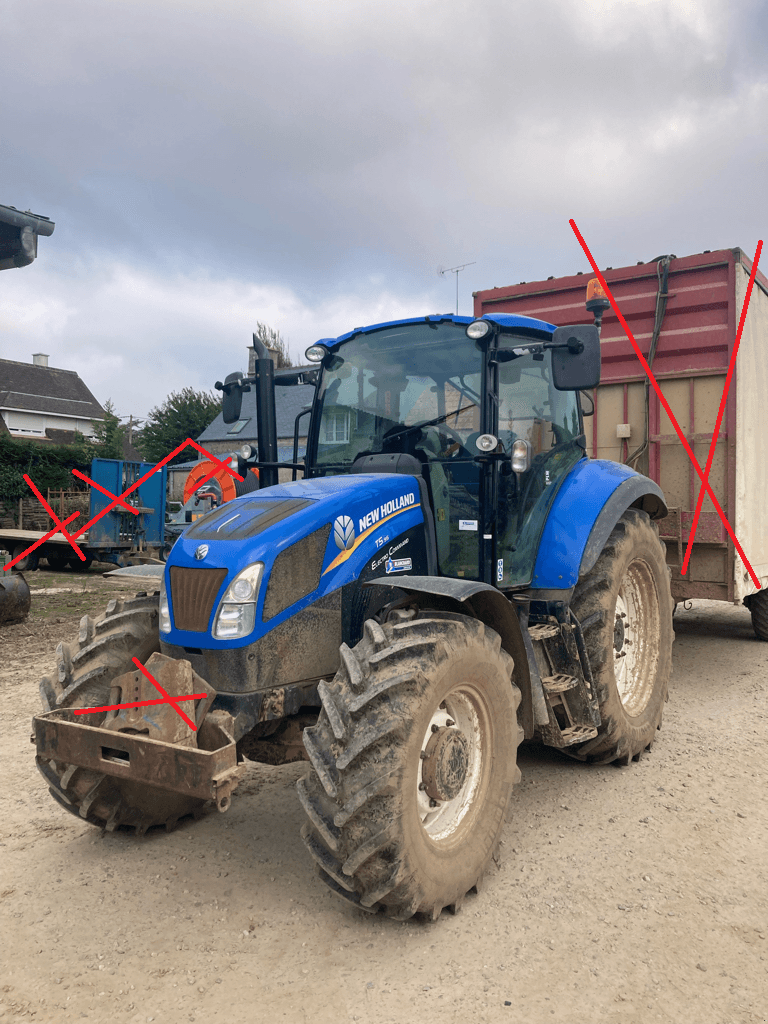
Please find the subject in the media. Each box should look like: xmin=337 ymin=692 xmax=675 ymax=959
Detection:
xmin=33 ymin=709 xmax=243 ymax=812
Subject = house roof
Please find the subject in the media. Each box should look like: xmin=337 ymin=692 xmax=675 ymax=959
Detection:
xmin=0 ymin=358 xmax=106 ymax=422
xmin=0 ymin=204 xmax=55 ymax=271
xmin=196 ymin=369 xmax=315 ymax=446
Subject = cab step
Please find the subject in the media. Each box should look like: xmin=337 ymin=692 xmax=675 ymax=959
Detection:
xmin=541 ymin=673 xmax=579 ymax=694
xmin=527 ymin=616 xmax=601 ymax=749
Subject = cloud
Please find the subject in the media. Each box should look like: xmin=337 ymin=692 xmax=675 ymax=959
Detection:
xmin=1 ymin=0 xmax=766 ymax=409
xmin=0 ymin=256 xmax=438 ymax=418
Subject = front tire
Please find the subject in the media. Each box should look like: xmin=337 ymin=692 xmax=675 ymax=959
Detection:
xmin=298 ymin=610 xmax=523 ymax=920
xmin=569 ymin=509 xmax=674 ymax=765
xmin=38 ymin=592 xmax=207 ymax=833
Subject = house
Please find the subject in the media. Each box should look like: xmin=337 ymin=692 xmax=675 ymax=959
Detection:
xmin=195 ymin=363 xmax=315 ymax=473
xmin=0 ymin=354 xmax=106 ymax=440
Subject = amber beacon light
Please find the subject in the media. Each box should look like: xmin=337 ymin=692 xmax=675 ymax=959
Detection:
xmin=585 ymin=277 xmax=611 ymax=331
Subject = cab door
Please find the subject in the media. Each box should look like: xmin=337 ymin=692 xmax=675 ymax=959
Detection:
xmin=495 ymin=351 xmax=583 ymax=587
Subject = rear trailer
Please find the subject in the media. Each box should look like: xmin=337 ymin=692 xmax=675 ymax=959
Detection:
xmin=474 ymin=248 xmax=768 ymax=608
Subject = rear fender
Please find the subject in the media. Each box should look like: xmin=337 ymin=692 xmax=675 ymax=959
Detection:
xmin=531 ymin=460 xmax=667 ymax=592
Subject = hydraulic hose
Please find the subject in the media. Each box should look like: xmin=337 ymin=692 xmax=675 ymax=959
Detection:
xmin=625 ymin=254 xmax=675 ymax=467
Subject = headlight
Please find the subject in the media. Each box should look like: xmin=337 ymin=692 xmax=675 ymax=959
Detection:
xmin=475 ymin=433 xmax=498 ymax=452
xmin=239 ymin=443 xmax=254 ymax=460
xmin=159 ymin=573 xmax=171 ymax=633
xmin=212 ymin=563 xmax=263 ymax=640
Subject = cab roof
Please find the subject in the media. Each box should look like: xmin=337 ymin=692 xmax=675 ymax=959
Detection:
xmin=317 ymin=312 xmax=557 ymax=348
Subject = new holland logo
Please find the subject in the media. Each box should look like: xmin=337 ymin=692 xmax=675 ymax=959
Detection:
xmin=333 ymin=515 xmax=355 ymax=551
xmin=194 ymin=544 xmax=209 ymax=560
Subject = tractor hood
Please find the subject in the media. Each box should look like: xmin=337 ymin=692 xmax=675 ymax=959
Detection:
xmin=161 ymin=474 xmax=424 ymax=649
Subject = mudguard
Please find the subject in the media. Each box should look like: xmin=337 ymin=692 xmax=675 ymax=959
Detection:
xmin=366 ymin=575 xmax=539 ymax=735
xmin=531 ymin=460 xmax=667 ymax=591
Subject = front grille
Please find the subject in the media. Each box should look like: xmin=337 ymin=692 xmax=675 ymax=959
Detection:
xmin=170 ymin=566 xmax=228 ymax=632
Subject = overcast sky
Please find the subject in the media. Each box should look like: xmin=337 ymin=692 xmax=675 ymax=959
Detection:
xmin=1 ymin=0 xmax=766 ymax=422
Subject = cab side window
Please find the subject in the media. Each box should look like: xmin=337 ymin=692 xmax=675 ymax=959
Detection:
xmin=497 ymin=353 xmax=580 ymax=453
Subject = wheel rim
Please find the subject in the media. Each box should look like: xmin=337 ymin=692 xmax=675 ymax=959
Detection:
xmin=613 ymin=557 xmax=660 ymax=717
xmin=416 ymin=687 xmax=487 ymax=842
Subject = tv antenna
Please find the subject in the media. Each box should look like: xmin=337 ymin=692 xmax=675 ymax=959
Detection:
xmin=438 ymin=261 xmax=476 ymax=315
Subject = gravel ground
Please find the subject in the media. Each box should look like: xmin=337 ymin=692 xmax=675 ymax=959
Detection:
xmin=1 ymin=574 xmax=766 ymax=1024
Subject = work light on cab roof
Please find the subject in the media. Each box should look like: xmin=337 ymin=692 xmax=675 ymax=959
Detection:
xmin=466 ymin=318 xmax=493 ymax=340
xmin=305 ymin=343 xmax=330 ymax=362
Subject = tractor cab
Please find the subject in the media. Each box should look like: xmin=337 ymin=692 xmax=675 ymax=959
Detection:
xmin=306 ymin=315 xmax=595 ymax=586
xmin=221 ymin=314 xmax=601 ymax=589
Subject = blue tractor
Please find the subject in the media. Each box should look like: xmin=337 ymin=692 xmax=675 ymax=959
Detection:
xmin=34 ymin=312 xmax=673 ymax=920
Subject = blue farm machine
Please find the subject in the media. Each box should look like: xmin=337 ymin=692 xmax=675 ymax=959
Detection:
xmin=33 ymin=308 xmax=673 ymax=920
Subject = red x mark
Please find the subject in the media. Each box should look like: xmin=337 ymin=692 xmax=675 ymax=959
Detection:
xmin=71 ymin=467 xmax=139 ymax=516
xmin=570 ymin=220 xmax=761 ymax=590
xmin=4 ymin=438 xmax=245 ymax=572
xmin=74 ymin=657 xmax=207 ymax=732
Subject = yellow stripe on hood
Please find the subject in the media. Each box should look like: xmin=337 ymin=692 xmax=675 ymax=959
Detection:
xmin=322 ymin=503 xmax=419 ymax=576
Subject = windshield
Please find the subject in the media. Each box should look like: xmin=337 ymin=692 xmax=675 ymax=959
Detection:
xmin=314 ymin=321 xmax=483 ymax=470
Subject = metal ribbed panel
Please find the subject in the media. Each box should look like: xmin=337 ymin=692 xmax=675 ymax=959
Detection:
xmin=170 ymin=566 xmax=228 ymax=632
xmin=262 ymin=524 xmax=331 ymax=621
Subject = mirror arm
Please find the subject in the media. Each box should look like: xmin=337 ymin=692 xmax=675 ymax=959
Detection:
xmin=542 ymin=337 xmax=585 ymax=354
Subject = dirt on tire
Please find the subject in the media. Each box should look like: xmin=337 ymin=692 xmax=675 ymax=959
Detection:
xmin=569 ymin=509 xmax=674 ymax=765
xmin=36 ymin=589 xmax=209 ymax=833
xmin=299 ymin=609 xmax=523 ymax=920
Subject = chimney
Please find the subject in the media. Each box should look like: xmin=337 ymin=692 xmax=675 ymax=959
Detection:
xmin=32 ymin=353 xmax=49 ymax=367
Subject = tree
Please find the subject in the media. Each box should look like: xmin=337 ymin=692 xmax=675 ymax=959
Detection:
xmin=254 ymin=321 xmax=293 ymax=368
xmin=91 ymin=399 xmax=124 ymax=460
xmin=137 ymin=387 xmax=221 ymax=465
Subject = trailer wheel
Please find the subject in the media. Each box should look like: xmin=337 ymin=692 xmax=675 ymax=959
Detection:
xmin=745 ymin=589 xmax=768 ymax=641
xmin=46 ymin=550 xmax=70 ymax=572
xmin=68 ymin=555 xmax=93 ymax=572
xmin=37 ymin=592 xmax=207 ymax=833
xmin=298 ymin=611 xmax=522 ymax=920
xmin=11 ymin=543 xmax=38 ymax=572
xmin=569 ymin=509 xmax=674 ymax=765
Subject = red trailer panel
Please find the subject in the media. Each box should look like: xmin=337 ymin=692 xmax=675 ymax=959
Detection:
xmin=474 ymin=249 xmax=768 ymax=605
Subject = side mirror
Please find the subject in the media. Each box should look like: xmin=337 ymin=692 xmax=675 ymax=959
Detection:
xmin=550 ymin=325 xmax=601 ymax=391
xmin=217 ymin=371 xmax=244 ymax=423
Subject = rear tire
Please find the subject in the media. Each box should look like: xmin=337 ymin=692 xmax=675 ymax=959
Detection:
xmin=298 ymin=610 xmax=523 ymax=920
xmin=569 ymin=509 xmax=673 ymax=765
xmin=37 ymin=591 xmax=207 ymax=833
xmin=745 ymin=589 xmax=768 ymax=641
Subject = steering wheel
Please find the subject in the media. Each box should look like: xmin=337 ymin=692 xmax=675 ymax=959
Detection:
xmin=420 ymin=423 xmax=472 ymax=458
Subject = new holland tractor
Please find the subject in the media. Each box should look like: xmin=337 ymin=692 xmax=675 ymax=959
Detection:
xmin=33 ymin=310 xmax=673 ymax=920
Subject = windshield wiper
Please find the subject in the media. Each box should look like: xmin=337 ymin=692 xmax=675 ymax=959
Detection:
xmin=382 ymin=404 xmax=477 ymax=442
